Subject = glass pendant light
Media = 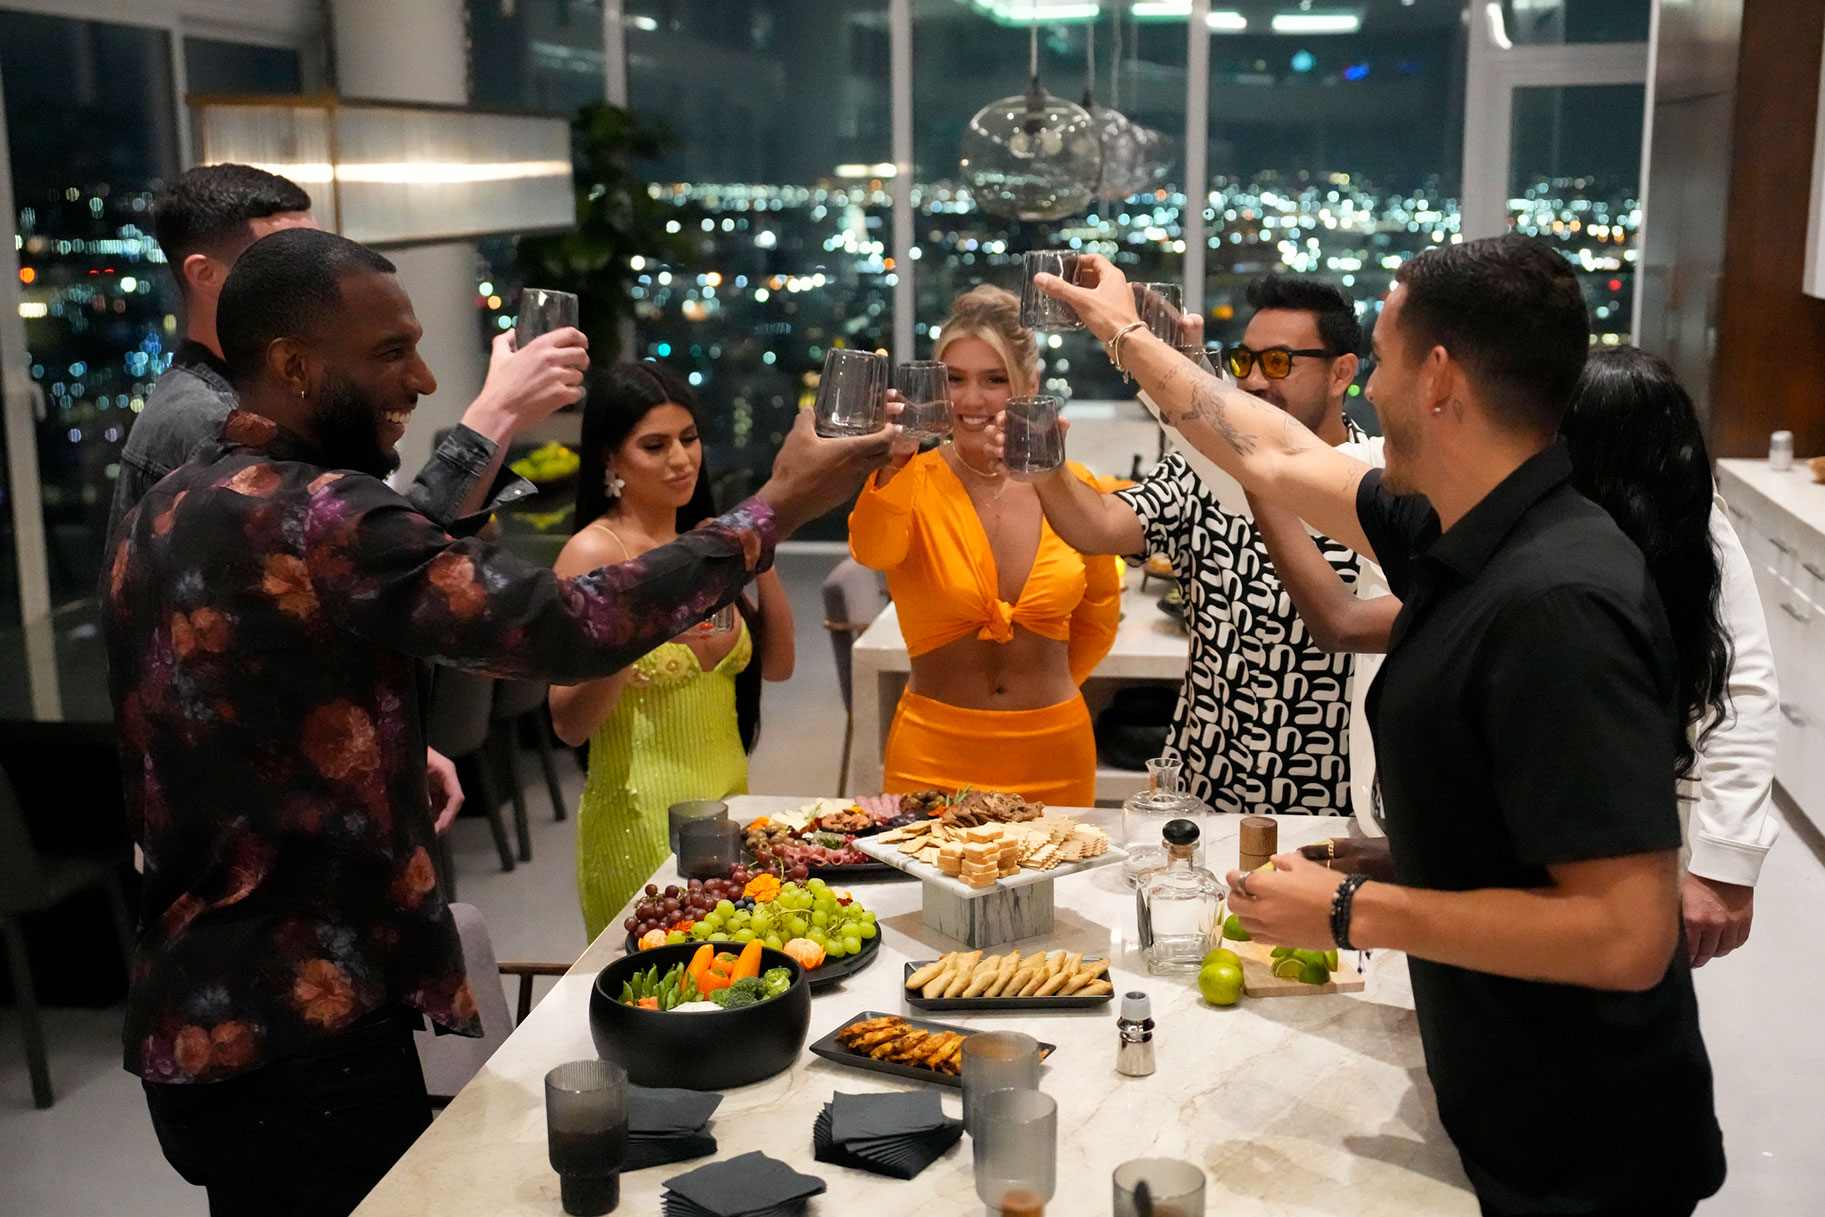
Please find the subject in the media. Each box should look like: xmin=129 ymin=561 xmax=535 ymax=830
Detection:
xmin=960 ymin=6 xmax=1102 ymax=221
xmin=1086 ymin=4 xmax=1170 ymax=201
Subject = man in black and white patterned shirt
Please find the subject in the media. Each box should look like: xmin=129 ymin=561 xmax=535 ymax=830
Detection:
xmin=1034 ymin=275 xmax=1388 ymax=815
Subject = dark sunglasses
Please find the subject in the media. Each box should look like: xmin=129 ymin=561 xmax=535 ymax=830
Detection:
xmin=1223 ymin=344 xmax=1332 ymax=380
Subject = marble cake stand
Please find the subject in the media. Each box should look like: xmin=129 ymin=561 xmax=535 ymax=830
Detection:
xmin=851 ymin=836 xmax=1126 ymax=948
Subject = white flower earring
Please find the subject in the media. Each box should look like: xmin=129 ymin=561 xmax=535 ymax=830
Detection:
xmin=604 ymin=466 xmax=626 ymax=499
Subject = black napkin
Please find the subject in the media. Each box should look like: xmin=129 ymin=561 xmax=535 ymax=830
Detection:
xmin=625 ymin=1086 xmax=722 ymax=1171
xmin=661 ymin=1151 xmax=826 ymax=1217
xmin=813 ymin=1090 xmax=964 ymax=1180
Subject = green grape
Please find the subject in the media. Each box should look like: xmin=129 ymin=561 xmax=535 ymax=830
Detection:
xmin=808 ymin=878 xmax=828 ymax=892
xmin=700 ymin=914 xmax=722 ymax=932
xmin=810 ymin=910 xmax=830 ymax=928
xmin=667 ymin=931 xmax=688 ymax=944
xmin=786 ymin=916 xmax=807 ymax=937
xmin=763 ymin=935 xmax=782 ymax=950
xmin=715 ymin=899 xmax=735 ymax=916
xmin=824 ymin=941 xmax=845 ymax=958
xmin=842 ymin=935 xmax=861 ymax=954
xmin=859 ymin=910 xmax=877 ymax=923
xmin=808 ymin=929 xmax=828 ymax=947
xmin=856 ymin=922 xmax=876 ymax=939
xmin=733 ymin=928 xmax=754 ymax=943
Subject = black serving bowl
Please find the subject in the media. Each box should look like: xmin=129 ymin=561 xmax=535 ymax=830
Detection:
xmin=589 ymin=942 xmax=812 ymax=1090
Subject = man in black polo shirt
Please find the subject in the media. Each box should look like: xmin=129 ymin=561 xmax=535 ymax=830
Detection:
xmin=1032 ymin=237 xmax=1724 ymax=1217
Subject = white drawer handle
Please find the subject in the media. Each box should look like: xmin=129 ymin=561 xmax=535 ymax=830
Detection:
xmin=1805 ymin=562 xmax=1825 ymax=581
xmin=1770 ymin=537 xmax=1796 ymax=557
xmin=1780 ymin=602 xmax=1810 ymax=623
xmin=1781 ymin=703 xmax=1807 ymax=727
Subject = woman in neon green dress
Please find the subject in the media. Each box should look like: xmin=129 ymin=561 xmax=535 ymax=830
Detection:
xmin=550 ymin=363 xmax=795 ymax=940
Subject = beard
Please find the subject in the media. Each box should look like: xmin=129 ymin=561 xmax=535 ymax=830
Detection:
xmin=312 ymin=373 xmax=400 ymax=479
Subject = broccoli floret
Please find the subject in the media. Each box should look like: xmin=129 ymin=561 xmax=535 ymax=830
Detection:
xmin=719 ymin=989 xmax=759 ymax=1009
xmin=730 ymin=976 xmax=768 ymax=998
xmin=761 ymin=967 xmax=792 ymax=998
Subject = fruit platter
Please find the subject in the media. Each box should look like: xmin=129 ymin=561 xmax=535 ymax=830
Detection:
xmin=623 ymin=868 xmax=884 ymax=989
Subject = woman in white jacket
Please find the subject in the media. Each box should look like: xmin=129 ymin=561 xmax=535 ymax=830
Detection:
xmin=1254 ymin=345 xmax=1778 ymax=965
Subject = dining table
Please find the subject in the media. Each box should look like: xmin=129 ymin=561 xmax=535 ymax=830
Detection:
xmin=352 ymin=796 xmax=1477 ymax=1216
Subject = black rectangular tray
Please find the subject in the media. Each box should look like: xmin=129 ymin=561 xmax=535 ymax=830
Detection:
xmin=807 ymin=1010 xmax=1056 ymax=1089
xmin=901 ymin=960 xmax=1114 ymax=1011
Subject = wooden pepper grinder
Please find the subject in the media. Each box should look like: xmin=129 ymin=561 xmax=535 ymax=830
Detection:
xmin=1238 ymin=815 xmax=1278 ymax=874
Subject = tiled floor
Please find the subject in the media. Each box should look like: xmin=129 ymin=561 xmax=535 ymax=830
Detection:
xmin=4 ymin=549 xmax=1824 ymax=1214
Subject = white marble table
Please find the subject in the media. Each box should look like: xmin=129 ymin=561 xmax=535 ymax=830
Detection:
xmin=354 ymin=798 xmax=1475 ymax=1217
xmin=846 ymin=580 xmax=1191 ymax=803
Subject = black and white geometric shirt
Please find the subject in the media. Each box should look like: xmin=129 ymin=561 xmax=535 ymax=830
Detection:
xmin=1116 ymin=420 xmax=1376 ymax=816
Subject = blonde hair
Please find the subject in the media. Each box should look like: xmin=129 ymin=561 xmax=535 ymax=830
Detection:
xmin=933 ymin=285 xmax=1039 ymax=397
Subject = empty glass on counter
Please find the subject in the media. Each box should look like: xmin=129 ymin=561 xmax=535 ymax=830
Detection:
xmin=1019 ymin=250 xmax=1084 ymax=331
xmin=1113 ymin=1157 xmax=1207 ymax=1217
xmin=517 ymin=287 xmax=581 ymax=348
xmin=1002 ymin=394 xmax=1065 ymax=477
xmin=971 ymin=1087 xmax=1056 ymax=1214
xmin=961 ymin=1031 xmax=1043 ymax=1133
xmin=813 ymin=348 xmax=889 ymax=437
xmin=677 ymin=816 xmax=741 ymax=879
xmin=546 ymin=1059 xmax=629 ymax=1216
xmin=666 ymin=799 xmax=728 ymax=856
xmin=1121 ymin=756 xmax=1208 ymax=885
xmin=893 ymin=359 xmax=954 ymax=441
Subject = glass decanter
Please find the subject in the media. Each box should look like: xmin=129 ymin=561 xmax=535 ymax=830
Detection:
xmin=1121 ymin=756 xmax=1208 ymax=886
xmin=1135 ymin=819 xmax=1228 ymax=975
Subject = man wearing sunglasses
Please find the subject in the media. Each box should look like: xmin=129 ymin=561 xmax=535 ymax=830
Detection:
xmin=1032 ymin=274 xmax=1388 ymax=817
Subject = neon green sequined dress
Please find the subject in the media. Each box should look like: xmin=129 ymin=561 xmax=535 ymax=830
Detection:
xmin=576 ymin=623 xmax=751 ymax=940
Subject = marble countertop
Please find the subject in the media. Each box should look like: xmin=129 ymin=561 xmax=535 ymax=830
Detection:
xmin=1718 ymin=459 xmax=1825 ymax=541
xmin=354 ymin=798 xmax=1475 ymax=1217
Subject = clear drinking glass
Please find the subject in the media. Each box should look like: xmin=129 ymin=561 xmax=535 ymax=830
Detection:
xmin=677 ymin=817 xmax=741 ymax=879
xmin=971 ymin=1088 xmax=1057 ymax=1214
xmin=694 ymin=604 xmax=738 ymax=636
xmin=893 ymin=360 xmax=953 ymax=441
xmin=517 ymin=287 xmax=581 ymax=348
xmin=546 ymin=1060 xmax=629 ymax=1216
xmin=666 ymin=799 xmax=728 ymax=856
xmin=1132 ymin=282 xmax=1185 ymax=345
xmin=813 ymin=348 xmax=889 ymax=437
xmin=1019 ymin=250 xmax=1084 ymax=331
xmin=1121 ymin=756 xmax=1208 ymax=885
xmin=961 ymin=1031 xmax=1042 ymax=1133
xmin=1113 ymin=1157 xmax=1207 ymax=1217
xmin=1002 ymin=394 xmax=1065 ymax=477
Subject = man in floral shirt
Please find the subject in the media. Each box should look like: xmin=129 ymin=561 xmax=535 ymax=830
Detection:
xmin=106 ymin=228 xmax=894 ymax=1216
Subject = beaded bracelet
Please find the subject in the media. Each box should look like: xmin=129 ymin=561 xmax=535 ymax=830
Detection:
xmin=1329 ymin=872 xmax=1370 ymax=951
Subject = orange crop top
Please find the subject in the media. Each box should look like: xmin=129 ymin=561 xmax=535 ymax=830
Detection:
xmin=848 ymin=449 xmax=1121 ymax=684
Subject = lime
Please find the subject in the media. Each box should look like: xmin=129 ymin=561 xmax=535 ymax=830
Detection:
xmin=1201 ymin=947 xmax=1242 ymax=971
xmin=1297 ymin=962 xmax=1330 ymax=985
xmin=1270 ymin=945 xmax=1294 ymax=960
xmin=1323 ymin=949 xmax=1340 ymax=971
xmin=1270 ymin=957 xmax=1304 ymax=980
xmin=1291 ymin=949 xmax=1328 ymax=968
xmin=1222 ymin=913 xmax=1251 ymax=942
xmin=1198 ymin=962 xmax=1244 ymax=1006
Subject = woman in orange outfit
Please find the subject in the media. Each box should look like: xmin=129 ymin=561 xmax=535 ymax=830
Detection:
xmin=849 ymin=285 xmax=1121 ymax=806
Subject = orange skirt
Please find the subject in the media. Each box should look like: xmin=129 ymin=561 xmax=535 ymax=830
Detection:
xmin=883 ymin=689 xmax=1096 ymax=808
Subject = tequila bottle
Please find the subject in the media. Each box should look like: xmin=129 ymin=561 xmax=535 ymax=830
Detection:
xmin=1135 ymin=819 xmax=1227 ymax=974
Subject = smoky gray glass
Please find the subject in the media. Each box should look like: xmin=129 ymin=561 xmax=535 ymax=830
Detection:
xmin=893 ymin=360 xmax=953 ymax=441
xmin=517 ymin=287 xmax=581 ymax=348
xmin=1002 ymin=394 xmax=1065 ymax=477
xmin=546 ymin=1059 xmax=628 ymax=1216
xmin=971 ymin=1086 xmax=1056 ymax=1212
xmin=677 ymin=816 xmax=741 ymax=879
xmin=961 ymin=1031 xmax=1042 ymax=1133
xmin=1019 ymin=250 xmax=1084 ymax=332
xmin=813 ymin=348 xmax=889 ymax=437
xmin=1113 ymin=1157 xmax=1206 ymax=1217
xmin=667 ymin=799 xmax=728 ymax=856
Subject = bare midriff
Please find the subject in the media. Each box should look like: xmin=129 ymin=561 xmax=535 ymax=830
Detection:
xmin=906 ymin=627 xmax=1076 ymax=711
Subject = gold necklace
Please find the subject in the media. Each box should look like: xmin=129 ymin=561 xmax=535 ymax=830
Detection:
xmin=952 ymin=447 xmax=1002 ymax=480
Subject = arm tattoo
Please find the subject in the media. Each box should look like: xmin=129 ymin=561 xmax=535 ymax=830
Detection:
xmin=1185 ymin=381 xmax=1257 ymax=456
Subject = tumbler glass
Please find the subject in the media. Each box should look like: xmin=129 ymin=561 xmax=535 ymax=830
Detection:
xmin=961 ymin=1031 xmax=1042 ymax=1133
xmin=1131 ymin=282 xmax=1185 ymax=346
xmin=546 ymin=1059 xmax=629 ymax=1216
xmin=971 ymin=1088 xmax=1056 ymax=1213
xmin=694 ymin=604 xmax=738 ymax=637
xmin=677 ymin=817 xmax=741 ymax=879
xmin=517 ymin=287 xmax=581 ymax=348
xmin=893 ymin=360 xmax=953 ymax=441
xmin=1113 ymin=1157 xmax=1207 ymax=1217
xmin=1019 ymin=250 xmax=1084 ymax=331
xmin=667 ymin=799 xmax=728 ymax=856
xmin=1002 ymin=395 xmax=1065 ymax=477
xmin=813 ymin=349 xmax=889 ymax=437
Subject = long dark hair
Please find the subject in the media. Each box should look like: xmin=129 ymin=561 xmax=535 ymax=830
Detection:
xmin=1560 ymin=346 xmax=1729 ymax=779
xmin=574 ymin=362 xmax=763 ymax=752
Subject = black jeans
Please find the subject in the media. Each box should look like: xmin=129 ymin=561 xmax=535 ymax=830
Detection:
xmin=143 ymin=1008 xmax=431 ymax=1217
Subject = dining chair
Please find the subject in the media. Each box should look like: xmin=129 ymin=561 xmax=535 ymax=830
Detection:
xmin=490 ymin=679 xmax=568 ymax=862
xmin=0 ymin=765 xmax=134 ymax=1109
xmin=426 ymin=666 xmax=514 ymax=888
xmin=819 ymin=559 xmax=889 ymax=793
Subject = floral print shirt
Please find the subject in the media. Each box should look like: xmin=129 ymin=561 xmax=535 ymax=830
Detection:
xmin=105 ymin=410 xmax=777 ymax=1083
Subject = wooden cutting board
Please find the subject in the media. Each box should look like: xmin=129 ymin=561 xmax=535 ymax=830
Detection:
xmin=1229 ymin=939 xmax=1366 ymax=998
